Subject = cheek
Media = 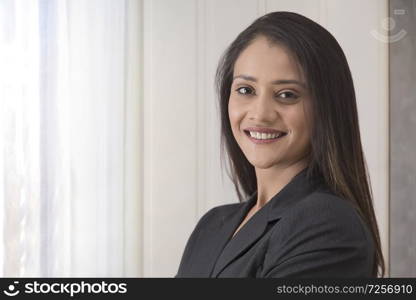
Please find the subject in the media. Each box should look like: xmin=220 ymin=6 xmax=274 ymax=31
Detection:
xmin=286 ymin=107 xmax=310 ymax=141
xmin=228 ymin=99 xmax=243 ymax=130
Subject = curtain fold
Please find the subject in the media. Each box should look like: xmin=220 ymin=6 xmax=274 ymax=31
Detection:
xmin=0 ymin=0 xmax=141 ymax=277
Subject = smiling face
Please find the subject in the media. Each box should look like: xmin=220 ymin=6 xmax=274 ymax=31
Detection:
xmin=228 ymin=36 xmax=312 ymax=170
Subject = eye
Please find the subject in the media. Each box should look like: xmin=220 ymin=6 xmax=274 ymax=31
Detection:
xmin=235 ymin=86 xmax=254 ymax=95
xmin=276 ymin=91 xmax=299 ymax=101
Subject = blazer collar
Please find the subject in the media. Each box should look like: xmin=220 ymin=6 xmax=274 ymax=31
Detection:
xmin=209 ymin=168 xmax=324 ymax=277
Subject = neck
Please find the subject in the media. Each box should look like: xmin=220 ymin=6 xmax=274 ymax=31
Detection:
xmin=254 ymin=159 xmax=308 ymax=209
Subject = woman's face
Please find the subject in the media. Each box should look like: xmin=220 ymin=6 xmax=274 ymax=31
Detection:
xmin=228 ymin=36 xmax=311 ymax=170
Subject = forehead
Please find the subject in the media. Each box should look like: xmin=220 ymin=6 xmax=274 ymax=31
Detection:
xmin=233 ymin=36 xmax=304 ymax=82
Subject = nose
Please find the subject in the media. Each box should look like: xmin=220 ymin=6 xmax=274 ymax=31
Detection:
xmin=248 ymin=91 xmax=279 ymax=122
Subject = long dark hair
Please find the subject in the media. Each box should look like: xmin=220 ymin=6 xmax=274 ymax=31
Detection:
xmin=215 ymin=11 xmax=385 ymax=277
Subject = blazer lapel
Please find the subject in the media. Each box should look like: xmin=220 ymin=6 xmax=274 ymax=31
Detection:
xmin=210 ymin=194 xmax=275 ymax=277
xmin=191 ymin=193 xmax=255 ymax=277
xmin=210 ymin=168 xmax=325 ymax=277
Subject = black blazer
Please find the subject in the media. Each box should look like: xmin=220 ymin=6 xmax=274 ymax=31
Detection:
xmin=175 ymin=169 xmax=375 ymax=278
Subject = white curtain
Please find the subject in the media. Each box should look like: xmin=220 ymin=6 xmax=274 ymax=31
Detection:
xmin=0 ymin=0 xmax=141 ymax=277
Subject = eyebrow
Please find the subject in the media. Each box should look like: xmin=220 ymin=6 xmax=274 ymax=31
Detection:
xmin=232 ymin=74 xmax=306 ymax=88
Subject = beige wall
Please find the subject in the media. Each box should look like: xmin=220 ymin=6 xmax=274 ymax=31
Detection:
xmin=389 ymin=0 xmax=416 ymax=277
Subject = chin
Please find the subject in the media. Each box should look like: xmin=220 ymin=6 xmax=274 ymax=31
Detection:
xmin=248 ymin=159 xmax=281 ymax=170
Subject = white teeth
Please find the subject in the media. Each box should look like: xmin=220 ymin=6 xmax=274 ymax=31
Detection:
xmin=249 ymin=131 xmax=283 ymax=140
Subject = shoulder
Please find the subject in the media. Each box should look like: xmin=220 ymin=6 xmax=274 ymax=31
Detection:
xmin=194 ymin=202 xmax=243 ymax=230
xmin=181 ymin=201 xmax=243 ymax=243
xmin=262 ymin=190 xmax=375 ymax=277
xmin=175 ymin=201 xmax=242 ymax=274
xmin=281 ymin=189 xmax=369 ymax=237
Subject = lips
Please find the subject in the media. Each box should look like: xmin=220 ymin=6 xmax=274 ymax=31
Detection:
xmin=244 ymin=132 xmax=286 ymax=144
xmin=243 ymin=127 xmax=288 ymax=135
xmin=243 ymin=127 xmax=287 ymax=139
xmin=243 ymin=130 xmax=287 ymax=138
xmin=242 ymin=127 xmax=288 ymax=145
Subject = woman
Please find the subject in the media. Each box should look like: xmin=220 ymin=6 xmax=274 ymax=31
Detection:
xmin=175 ymin=11 xmax=384 ymax=278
